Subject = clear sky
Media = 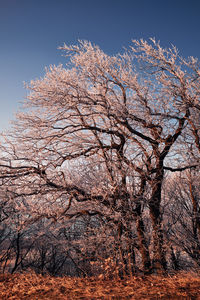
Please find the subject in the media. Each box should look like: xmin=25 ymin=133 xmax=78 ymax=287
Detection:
xmin=0 ymin=0 xmax=200 ymax=131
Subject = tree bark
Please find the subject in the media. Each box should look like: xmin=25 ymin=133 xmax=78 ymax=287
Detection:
xmin=149 ymin=175 xmax=167 ymax=273
xmin=135 ymin=205 xmax=151 ymax=273
xmin=133 ymin=176 xmax=151 ymax=273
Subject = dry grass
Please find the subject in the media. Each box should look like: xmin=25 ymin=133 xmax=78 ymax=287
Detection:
xmin=0 ymin=272 xmax=200 ymax=299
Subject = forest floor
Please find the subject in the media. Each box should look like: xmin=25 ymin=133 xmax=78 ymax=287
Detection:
xmin=0 ymin=271 xmax=200 ymax=299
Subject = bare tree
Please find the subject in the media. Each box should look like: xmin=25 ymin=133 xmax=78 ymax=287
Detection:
xmin=0 ymin=39 xmax=200 ymax=274
xmin=164 ymin=169 xmax=200 ymax=269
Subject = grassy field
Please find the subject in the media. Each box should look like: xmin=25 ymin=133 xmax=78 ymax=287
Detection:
xmin=0 ymin=272 xmax=200 ymax=299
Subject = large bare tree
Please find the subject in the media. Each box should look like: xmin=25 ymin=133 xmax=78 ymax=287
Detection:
xmin=0 ymin=39 xmax=199 ymax=273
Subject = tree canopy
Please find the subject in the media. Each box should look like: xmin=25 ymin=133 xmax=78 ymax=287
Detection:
xmin=0 ymin=39 xmax=200 ymax=275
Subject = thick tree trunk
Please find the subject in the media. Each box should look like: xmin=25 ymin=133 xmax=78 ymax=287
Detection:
xmin=135 ymin=207 xmax=151 ymax=273
xmin=133 ymin=177 xmax=151 ymax=273
xmin=149 ymin=177 xmax=167 ymax=273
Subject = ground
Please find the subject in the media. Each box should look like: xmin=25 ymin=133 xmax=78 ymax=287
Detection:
xmin=0 ymin=272 xmax=200 ymax=299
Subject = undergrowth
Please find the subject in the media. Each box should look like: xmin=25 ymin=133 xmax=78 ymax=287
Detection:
xmin=0 ymin=271 xmax=200 ymax=299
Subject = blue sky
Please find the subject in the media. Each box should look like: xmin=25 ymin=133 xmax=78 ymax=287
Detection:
xmin=0 ymin=0 xmax=200 ymax=131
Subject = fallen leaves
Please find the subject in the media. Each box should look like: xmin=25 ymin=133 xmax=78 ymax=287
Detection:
xmin=0 ymin=272 xmax=200 ymax=299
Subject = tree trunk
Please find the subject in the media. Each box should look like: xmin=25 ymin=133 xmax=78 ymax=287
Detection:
xmin=149 ymin=177 xmax=167 ymax=273
xmin=133 ymin=177 xmax=151 ymax=273
xmin=11 ymin=232 xmax=21 ymax=274
xmin=135 ymin=207 xmax=151 ymax=273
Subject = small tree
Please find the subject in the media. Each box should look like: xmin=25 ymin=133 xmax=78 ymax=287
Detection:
xmin=164 ymin=170 xmax=200 ymax=269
